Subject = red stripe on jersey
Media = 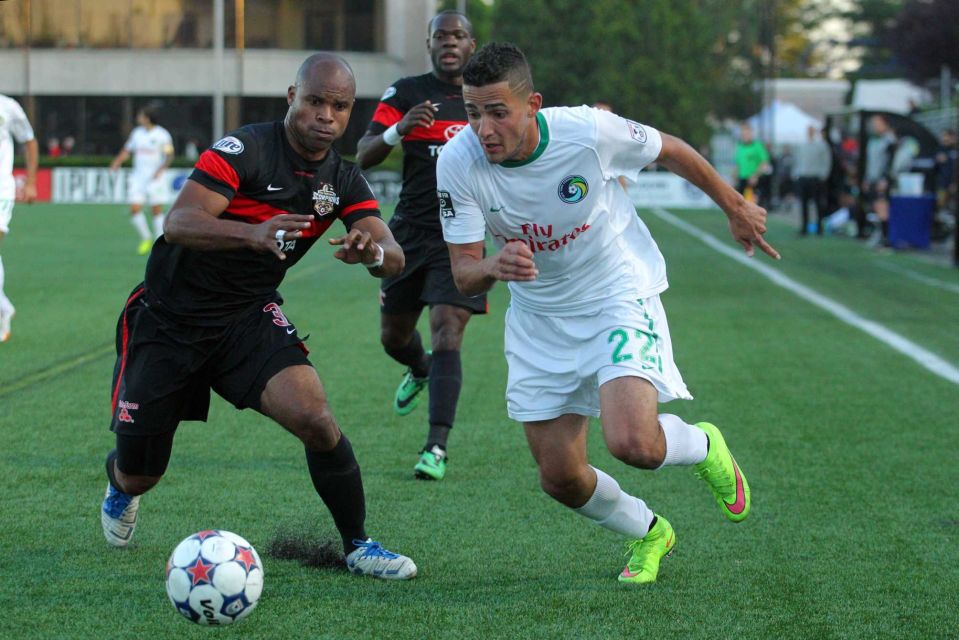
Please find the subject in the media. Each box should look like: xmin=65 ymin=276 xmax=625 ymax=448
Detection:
xmin=341 ymin=199 xmax=378 ymax=218
xmin=372 ymin=103 xmax=404 ymax=128
xmin=226 ymin=193 xmax=288 ymax=223
xmin=111 ymin=287 xmax=146 ymax=415
xmin=301 ymin=217 xmax=335 ymax=239
xmin=195 ymin=150 xmax=239 ymax=191
xmin=402 ymin=119 xmax=467 ymax=143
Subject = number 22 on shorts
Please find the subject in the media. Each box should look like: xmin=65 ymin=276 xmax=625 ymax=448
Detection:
xmin=607 ymin=328 xmax=663 ymax=373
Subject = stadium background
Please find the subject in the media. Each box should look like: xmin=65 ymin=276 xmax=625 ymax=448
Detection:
xmin=1 ymin=3 xmax=958 ymax=637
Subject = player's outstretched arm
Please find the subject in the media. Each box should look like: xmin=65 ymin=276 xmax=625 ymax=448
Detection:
xmin=22 ymin=138 xmax=38 ymax=203
xmin=109 ymin=148 xmax=130 ymax=171
xmin=658 ymin=134 xmax=780 ymax=260
xmin=328 ymin=215 xmax=404 ymax=277
xmin=447 ymin=240 xmax=538 ymax=296
xmin=355 ymin=101 xmax=438 ymax=169
xmin=164 ymin=180 xmax=313 ymax=259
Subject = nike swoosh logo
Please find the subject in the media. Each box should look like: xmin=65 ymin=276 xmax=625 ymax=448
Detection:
xmin=396 ymin=395 xmax=415 ymax=408
xmin=724 ymin=455 xmax=747 ymax=514
xmin=489 ymin=206 xmax=504 ymax=212
xmin=267 ymin=184 xmax=283 ymax=191
xmin=286 ymin=327 xmax=296 ymax=334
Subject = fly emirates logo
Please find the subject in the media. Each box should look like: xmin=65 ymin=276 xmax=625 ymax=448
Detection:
xmin=494 ymin=221 xmax=591 ymax=254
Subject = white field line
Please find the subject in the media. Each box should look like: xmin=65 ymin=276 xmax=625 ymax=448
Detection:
xmin=649 ymin=207 xmax=959 ymax=386
xmin=874 ymin=261 xmax=959 ymax=295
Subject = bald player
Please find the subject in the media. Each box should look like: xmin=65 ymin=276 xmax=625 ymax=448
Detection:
xmin=98 ymin=53 xmax=417 ymax=582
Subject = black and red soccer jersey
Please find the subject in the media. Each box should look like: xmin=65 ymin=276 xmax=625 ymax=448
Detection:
xmin=366 ymin=73 xmax=467 ymax=230
xmin=144 ymin=121 xmax=379 ymax=325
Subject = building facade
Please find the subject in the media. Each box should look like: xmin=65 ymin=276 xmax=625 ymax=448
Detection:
xmin=0 ymin=0 xmax=437 ymax=155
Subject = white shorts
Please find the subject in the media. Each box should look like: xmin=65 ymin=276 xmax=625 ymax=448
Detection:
xmin=504 ymin=295 xmax=692 ymax=422
xmin=129 ymin=172 xmax=169 ymax=206
xmin=0 ymin=199 xmax=13 ymax=234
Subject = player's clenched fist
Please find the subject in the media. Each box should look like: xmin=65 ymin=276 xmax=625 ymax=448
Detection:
xmin=490 ymin=241 xmax=538 ymax=282
xmin=398 ymin=101 xmax=439 ymax=135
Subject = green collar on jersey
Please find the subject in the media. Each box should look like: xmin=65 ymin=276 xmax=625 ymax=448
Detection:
xmin=501 ymin=112 xmax=549 ymax=168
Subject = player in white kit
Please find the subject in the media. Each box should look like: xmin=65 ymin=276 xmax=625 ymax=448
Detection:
xmin=109 ymin=106 xmax=175 ymax=255
xmin=0 ymin=94 xmax=38 ymax=343
xmin=438 ymin=43 xmax=780 ymax=584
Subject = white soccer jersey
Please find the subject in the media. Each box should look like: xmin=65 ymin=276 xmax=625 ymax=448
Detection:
xmin=125 ymin=125 xmax=174 ymax=176
xmin=438 ymin=105 xmax=666 ymax=315
xmin=0 ymin=95 xmax=36 ymax=200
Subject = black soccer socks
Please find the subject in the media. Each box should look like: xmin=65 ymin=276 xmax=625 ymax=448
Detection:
xmin=384 ymin=330 xmax=431 ymax=379
xmin=304 ymin=435 xmax=367 ymax=554
xmin=427 ymin=349 xmax=462 ymax=446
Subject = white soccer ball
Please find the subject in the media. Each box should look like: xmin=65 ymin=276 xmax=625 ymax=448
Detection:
xmin=165 ymin=530 xmax=264 ymax=625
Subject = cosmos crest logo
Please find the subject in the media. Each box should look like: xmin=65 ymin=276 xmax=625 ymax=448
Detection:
xmin=557 ymin=175 xmax=588 ymax=204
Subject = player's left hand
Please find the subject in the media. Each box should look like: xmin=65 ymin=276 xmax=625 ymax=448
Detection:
xmin=728 ymin=200 xmax=780 ymax=260
xmin=23 ymin=184 xmax=37 ymax=204
xmin=329 ymin=228 xmax=380 ymax=265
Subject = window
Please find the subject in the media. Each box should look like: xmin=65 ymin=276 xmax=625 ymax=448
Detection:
xmin=0 ymin=1 xmax=28 ymax=48
xmin=29 ymin=0 xmax=81 ymax=49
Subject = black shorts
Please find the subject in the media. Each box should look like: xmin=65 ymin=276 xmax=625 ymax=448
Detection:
xmin=380 ymin=219 xmax=487 ymax=315
xmin=109 ymin=285 xmax=310 ymax=436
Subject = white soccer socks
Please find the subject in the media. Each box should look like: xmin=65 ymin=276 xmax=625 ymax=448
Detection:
xmin=659 ymin=413 xmax=708 ymax=467
xmin=152 ymin=213 xmax=165 ymax=239
xmin=131 ymin=212 xmax=152 ymax=240
xmin=574 ymin=466 xmax=654 ymax=538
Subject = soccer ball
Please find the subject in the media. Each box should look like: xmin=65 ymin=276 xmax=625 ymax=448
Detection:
xmin=165 ymin=530 xmax=264 ymax=625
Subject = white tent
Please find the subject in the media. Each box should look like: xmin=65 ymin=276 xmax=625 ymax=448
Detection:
xmin=851 ymin=79 xmax=930 ymax=114
xmin=747 ymin=100 xmax=822 ymax=145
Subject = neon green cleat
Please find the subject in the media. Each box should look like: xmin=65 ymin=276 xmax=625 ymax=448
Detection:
xmin=413 ymin=445 xmax=447 ymax=481
xmin=137 ymin=239 xmax=153 ymax=256
xmin=617 ymin=516 xmax=675 ymax=584
xmin=694 ymin=422 xmax=750 ymax=522
xmin=393 ymin=361 xmax=429 ymax=416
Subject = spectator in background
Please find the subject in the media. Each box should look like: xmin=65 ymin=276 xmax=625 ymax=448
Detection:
xmin=794 ymin=125 xmax=832 ymax=236
xmin=734 ymin=123 xmax=769 ymax=204
xmin=861 ymin=115 xmax=896 ymax=244
xmin=62 ymin=135 xmax=75 ymax=156
xmin=823 ymin=126 xmax=845 ymax=217
xmin=47 ymin=137 xmax=61 ymax=158
xmin=935 ymin=129 xmax=957 ymax=214
xmin=184 ymin=138 xmax=200 ymax=161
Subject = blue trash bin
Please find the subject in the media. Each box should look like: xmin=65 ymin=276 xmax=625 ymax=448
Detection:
xmin=888 ymin=195 xmax=935 ymax=249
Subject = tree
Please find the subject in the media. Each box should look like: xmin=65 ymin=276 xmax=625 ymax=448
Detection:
xmin=891 ymin=0 xmax=959 ymax=82
xmin=436 ymin=0 xmax=495 ymax=45
xmin=490 ymin=0 xmax=766 ymax=143
xmin=837 ymin=0 xmax=903 ymax=78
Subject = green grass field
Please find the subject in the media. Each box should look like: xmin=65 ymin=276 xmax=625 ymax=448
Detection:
xmin=1 ymin=203 xmax=957 ymax=639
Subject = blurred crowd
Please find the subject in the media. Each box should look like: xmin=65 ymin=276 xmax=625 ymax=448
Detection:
xmin=733 ymin=115 xmax=957 ymax=247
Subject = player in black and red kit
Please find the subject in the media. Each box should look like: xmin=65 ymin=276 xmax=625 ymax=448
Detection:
xmin=99 ymin=53 xmax=417 ymax=580
xmin=356 ymin=11 xmax=480 ymax=481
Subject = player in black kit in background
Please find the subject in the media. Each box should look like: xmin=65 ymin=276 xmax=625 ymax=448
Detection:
xmin=99 ymin=53 xmax=417 ymax=580
xmin=356 ymin=11 xmax=481 ymax=481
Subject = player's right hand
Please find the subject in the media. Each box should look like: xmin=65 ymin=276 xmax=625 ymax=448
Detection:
xmin=254 ymin=214 xmax=314 ymax=260
xmin=490 ymin=241 xmax=538 ymax=282
xmin=397 ymin=101 xmax=439 ymax=136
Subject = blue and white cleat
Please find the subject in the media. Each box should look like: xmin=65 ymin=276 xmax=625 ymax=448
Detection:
xmin=101 ymin=483 xmax=140 ymax=547
xmin=345 ymin=539 xmax=417 ymax=580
